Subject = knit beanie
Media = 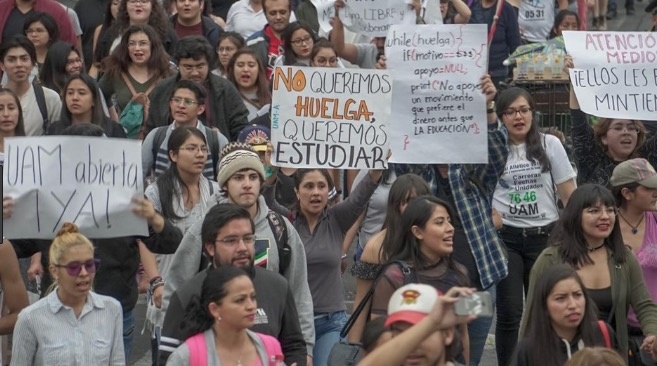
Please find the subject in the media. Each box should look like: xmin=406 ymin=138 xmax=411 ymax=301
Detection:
xmin=217 ymin=142 xmax=266 ymax=187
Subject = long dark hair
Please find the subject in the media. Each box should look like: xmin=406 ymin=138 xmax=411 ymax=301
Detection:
xmin=40 ymin=41 xmax=80 ymax=94
xmin=23 ymin=12 xmax=59 ymax=49
xmin=549 ymin=9 xmax=580 ymax=38
xmin=102 ymin=24 xmax=172 ymax=82
xmin=282 ymin=21 xmax=316 ymax=65
xmin=293 ymin=168 xmax=334 ymax=214
xmin=549 ymin=184 xmax=626 ymax=268
xmin=111 ymin=0 xmax=170 ymax=44
xmin=58 ymin=74 xmax=105 ymax=128
xmin=227 ymin=47 xmax=272 ymax=108
xmin=379 ymin=174 xmax=431 ymax=262
xmin=524 ymin=264 xmax=600 ymax=365
xmin=496 ymin=87 xmax=551 ymax=172
xmin=92 ymin=0 xmax=120 ymax=68
xmin=180 ymin=266 xmax=250 ymax=339
xmin=216 ymin=32 xmax=245 ymax=73
xmin=156 ymin=127 xmax=207 ymax=220
xmin=386 ymin=195 xmax=467 ymax=283
xmin=0 ymin=88 xmax=26 ymax=137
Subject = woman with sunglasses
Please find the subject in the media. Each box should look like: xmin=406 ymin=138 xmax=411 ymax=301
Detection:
xmin=493 ymin=86 xmax=577 ymax=366
xmin=10 ymin=222 xmax=125 ymax=365
xmin=566 ymin=56 xmax=657 ymax=188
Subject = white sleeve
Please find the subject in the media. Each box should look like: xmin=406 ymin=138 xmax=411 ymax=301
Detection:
xmin=545 ymin=134 xmax=576 ymax=185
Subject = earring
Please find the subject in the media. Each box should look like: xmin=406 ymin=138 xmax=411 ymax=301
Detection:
xmin=217 ymin=316 xmax=222 ymax=321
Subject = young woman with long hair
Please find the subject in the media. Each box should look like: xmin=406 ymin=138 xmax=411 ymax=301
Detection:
xmin=23 ymin=12 xmax=59 ymax=69
xmin=139 ymin=126 xmax=219 ymax=364
xmin=227 ymin=47 xmax=271 ymax=122
xmin=610 ymin=158 xmax=657 ymax=365
xmin=549 ymin=9 xmax=580 ymax=38
xmin=493 ymin=86 xmax=577 ymax=366
xmin=523 ymin=184 xmax=657 ymax=363
xmin=167 ymin=266 xmax=284 ymax=365
xmin=370 ymin=195 xmax=471 ymax=363
xmin=39 ymin=42 xmax=84 ymax=94
xmin=95 ymin=0 xmax=177 ymax=64
xmin=90 ymin=0 xmax=120 ymax=78
xmin=348 ymin=174 xmax=432 ymax=341
xmin=309 ymin=38 xmax=339 ymax=68
xmin=279 ymin=22 xmax=317 ymax=66
xmin=513 ymin=264 xmax=617 ymax=365
xmin=99 ymin=24 xmax=173 ymax=123
xmin=566 ymin=55 xmax=657 ymax=188
xmin=48 ymin=74 xmax=126 ymax=137
xmin=0 ymin=88 xmax=26 ymax=156
xmin=213 ymin=32 xmax=245 ymax=78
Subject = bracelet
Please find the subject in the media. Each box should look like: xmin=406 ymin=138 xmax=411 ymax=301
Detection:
xmin=341 ymin=254 xmax=348 ymax=260
xmin=149 ymin=276 xmax=163 ymax=286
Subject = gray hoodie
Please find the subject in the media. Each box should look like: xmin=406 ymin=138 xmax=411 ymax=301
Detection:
xmin=162 ymin=194 xmax=315 ymax=355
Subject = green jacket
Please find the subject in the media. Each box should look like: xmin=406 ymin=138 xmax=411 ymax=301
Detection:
xmin=521 ymin=246 xmax=657 ymax=360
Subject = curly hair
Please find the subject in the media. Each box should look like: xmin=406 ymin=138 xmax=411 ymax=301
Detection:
xmin=105 ymin=0 xmax=171 ymax=53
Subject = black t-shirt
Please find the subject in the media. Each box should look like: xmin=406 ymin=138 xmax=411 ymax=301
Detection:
xmin=74 ymin=0 xmax=109 ymax=71
xmin=3 ymin=8 xmax=33 ymax=42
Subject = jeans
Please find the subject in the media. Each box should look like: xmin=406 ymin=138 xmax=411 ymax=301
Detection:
xmin=495 ymin=228 xmax=550 ymax=366
xmin=313 ymin=311 xmax=347 ymax=366
xmin=468 ymin=286 xmax=496 ymax=365
xmin=123 ymin=309 xmax=135 ymax=362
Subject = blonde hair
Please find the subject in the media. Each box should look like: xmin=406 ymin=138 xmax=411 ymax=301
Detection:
xmin=564 ymin=347 xmax=625 ymax=366
xmin=49 ymin=222 xmax=94 ymax=266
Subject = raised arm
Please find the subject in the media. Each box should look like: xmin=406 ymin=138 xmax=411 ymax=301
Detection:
xmin=0 ymin=241 xmax=29 ymax=335
xmin=329 ymin=0 xmax=360 ymax=65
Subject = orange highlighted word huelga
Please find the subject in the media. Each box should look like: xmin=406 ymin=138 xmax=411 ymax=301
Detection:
xmin=295 ymin=97 xmax=373 ymax=121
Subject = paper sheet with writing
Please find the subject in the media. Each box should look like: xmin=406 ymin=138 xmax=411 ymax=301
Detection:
xmin=271 ymin=66 xmax=392 ymax=169
xmin=386 ymin=24 xmax=489 ymax=164
xmin=563 ymin=31 xmax=657 ymax=120
xmin=311 ymin=0 xmax=336 ymax=34
xmin=3 ymin=137 xmax=148 ymax=239
xmin=341 ymin=0 xmax=416 ymax=37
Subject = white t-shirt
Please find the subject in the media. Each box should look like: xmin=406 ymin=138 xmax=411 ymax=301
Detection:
xmin=225 ymin=0 xmax=297 ymax=39
xmin=493 ymin=134 xmax=576 ymax=228
xmin=20 ymin=85 xmax=62 ymax=136
xmin=518 ymin=0 xmax=556 ymax=42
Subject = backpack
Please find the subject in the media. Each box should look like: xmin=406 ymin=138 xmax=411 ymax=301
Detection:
xmin=33 ymin=83 xmax=49 ymax=133
xmin=119 ymin=73 xmax=157 ymax=139
xmin=151 ymin=125 xmax=221 ymax=179
xmin=266 ymin=210 xmax=290 ymax=276
xmin=186 ymin=331 xmax=283 ymax=366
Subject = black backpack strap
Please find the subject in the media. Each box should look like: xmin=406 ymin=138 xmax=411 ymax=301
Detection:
xmin=151 ymin=127 xmax=168 ymax=173
xmin=204 ymin=126 xmax=220 ymax=179
xmin=266 ymin=210 xmax=290 ymax=275
xmin=33 ymin=83 xmax=49 ymax=133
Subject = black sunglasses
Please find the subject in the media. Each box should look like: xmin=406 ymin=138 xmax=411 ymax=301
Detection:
xmin=55 ymin=258 xmax=101 ymax=277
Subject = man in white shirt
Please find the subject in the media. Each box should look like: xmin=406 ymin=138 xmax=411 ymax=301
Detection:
xmin=226 ymin=0 xmax=296 ymax=40
xmin=0 ymin=35 xmax=61 ymax=136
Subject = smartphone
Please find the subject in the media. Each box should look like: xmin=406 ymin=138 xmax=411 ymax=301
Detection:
xmin=454 ymin=292 xmax=494 ymax=317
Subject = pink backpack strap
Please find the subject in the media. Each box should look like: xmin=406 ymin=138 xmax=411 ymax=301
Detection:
xmin=257 ymin=333 xmax=283 ymax=359
xmin=185 ymin=332 xmax=208 ymax=366
xmin=598 ymin=320 xmax=611 ymax=348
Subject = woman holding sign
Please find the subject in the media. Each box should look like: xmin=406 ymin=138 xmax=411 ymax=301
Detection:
xmin=493 ymin=86 xmax=577 ymax=366
xmin=565 ymin=57 xmax=657 ymax=189
xmin=227 ymin=48 xmax=271 ymax=122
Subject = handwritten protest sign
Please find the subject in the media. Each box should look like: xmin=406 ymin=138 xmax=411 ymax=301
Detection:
xmin=564 ymin=31 xmax=657 ymax=120
xmin=385 ymin=24 xmax=488 ymax=163
xmin=271 ymin=66 xmax=392 ymax=169
xmin=3 ymin=137 xmax=148 ymax=239
xmin=341 ymin=0 xmax=415 ymax=37
xmin=311 ymin=0 xmax=336 ymax=34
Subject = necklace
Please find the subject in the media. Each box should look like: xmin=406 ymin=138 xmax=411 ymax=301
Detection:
xmin=619 ymin=211 xmax=645 ymax=235
xmin=588 ymin=243 xmax=605 ymax=252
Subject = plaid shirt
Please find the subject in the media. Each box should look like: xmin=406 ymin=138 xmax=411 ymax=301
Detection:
xmin=446 ymin=122 xmax=509 ymax=289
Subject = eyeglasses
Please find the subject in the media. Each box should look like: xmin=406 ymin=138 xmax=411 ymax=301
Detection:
xmin=290 ymin=35 xmax=313 ymax=47
xmin=215 ymin=235 xmax=256 ymax=247
xmin=55 ymin=258 xmax=101 ymax=277
xmin=502 ymin=107 xmax=532 ymax=118
xmin=180 ymin=145 xmax=209 ymax=153
xmin=67 ymin=57 xmax=83 ymax=66
xmin=26 ymin=28 xmax=47 ymax=35
xmin=584 ymin=207 xmax=617 ymax=217
xmin=218 ymin=46 xmax=236 ymax=54
xmin=128 ymin=0 xmax=149 ymax=4
xmin=170 ymin=96 xmax=199 ymax=106
xmin=608 ymin=123 xmax=638 ymax=133
xmin=128 ymin=40 xmax=150 ymax=48
xmin=314 ymin=57 xmax=338 ymax=66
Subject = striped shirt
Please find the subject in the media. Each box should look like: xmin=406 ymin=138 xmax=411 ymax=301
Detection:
xmin=10 ymin=290 xmax=125 ymax=366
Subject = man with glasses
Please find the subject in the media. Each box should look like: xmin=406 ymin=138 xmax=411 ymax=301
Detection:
xmin=142 ymin=79 xmax=229 ymax=181
xmin=145 ymin=36 xmax=249 ymax=141
xmin=170 ymin=0 xmax=222 ymax=47
xmin=158 ymin=203 xmax=308 ymax=365
xmin=156 ymin=143 xmax=314 ymax=365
